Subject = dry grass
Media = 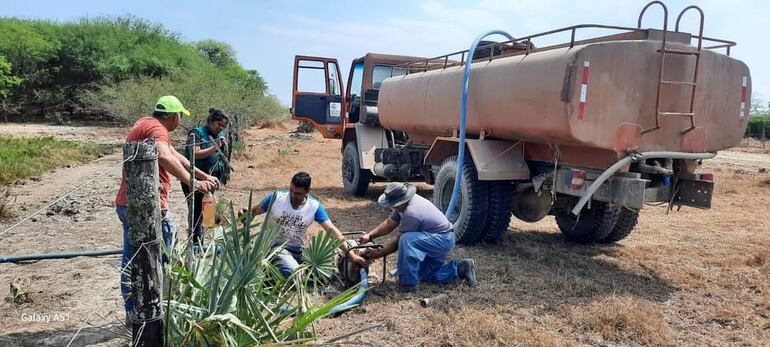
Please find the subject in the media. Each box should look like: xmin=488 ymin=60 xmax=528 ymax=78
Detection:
xmin=211 ymin=126 xmax=770 ymax=346
xmin=746 ymin=251 xmax=769 ymax=268
xmin=0 ymin=123 xmax=757 ymax=345
xmin=733 ymin=138 xmax=770 ymax=154
xmin=570 ymin=295 xmax=676 ymax=346
xmin=448 ymin=307 xmax=573 ymax=346
xmin=256 ymin=118 xmax=292 ymax=131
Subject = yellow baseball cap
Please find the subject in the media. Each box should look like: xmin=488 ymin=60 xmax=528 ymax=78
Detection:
xmin=155 ymin=95 xmax=191 ymax=116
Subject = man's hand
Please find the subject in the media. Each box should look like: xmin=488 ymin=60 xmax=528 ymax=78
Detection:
xmin=358 ymin=233 xmax=372 ymax=244
xmin=363 ymin=248 xmax=383 ymax=260
xmin=195 ymin=180 xmax=216 ymax=193
xmin=349 ymin=252 xmax=370 ymax=268
xmin=217 ymin=137 xmax=227 ymax=148
xmin=206 ymin=175 xmax=220 ymax=189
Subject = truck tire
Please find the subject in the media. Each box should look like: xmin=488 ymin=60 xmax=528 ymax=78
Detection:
xmin=481 ymin=181 xmax=514 ymax=244
xmin=342 ymin=142 xmax=372 ymax=197
xmin=600 ymin=208 xmax=639 ymax=243
xmin=433 ymin=155 xmax=489 ymax=244
xmin=554 ymin=197 xmax=620 ymax=243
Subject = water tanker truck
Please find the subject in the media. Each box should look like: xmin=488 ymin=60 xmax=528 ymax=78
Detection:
xmin=291 ymin=1 xmax=750 ymax=244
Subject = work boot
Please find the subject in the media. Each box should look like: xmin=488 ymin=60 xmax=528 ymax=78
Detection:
xmin=457 ymin=259 xmax=478 ymax=287
xmin=398 ymin=284 xmax=418 ymax=292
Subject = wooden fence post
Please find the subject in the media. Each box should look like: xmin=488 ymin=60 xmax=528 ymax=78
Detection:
xmin=188 ymin=132 xmax=196 ymax=244
xmin=124 ymin=138 xmax=164 ymax=346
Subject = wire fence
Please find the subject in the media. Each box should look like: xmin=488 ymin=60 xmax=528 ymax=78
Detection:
xmin=0 ymin=137 xmax=225 ymax=345
xmin=744 ymin=121 xmax=770 ymax=147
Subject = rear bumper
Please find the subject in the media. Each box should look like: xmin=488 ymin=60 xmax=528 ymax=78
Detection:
xmin=553 ymin=167 xmax=714 ymax=210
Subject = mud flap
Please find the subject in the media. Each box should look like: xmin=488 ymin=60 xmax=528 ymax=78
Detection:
xmin=673 ymin=179 xmax=713 ymax=209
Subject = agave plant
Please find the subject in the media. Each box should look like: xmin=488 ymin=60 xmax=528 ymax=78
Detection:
xmin=302 ymin=231 xmax=344 ymax=289
xmin=163 ymin=193 xmax=359 ymax=346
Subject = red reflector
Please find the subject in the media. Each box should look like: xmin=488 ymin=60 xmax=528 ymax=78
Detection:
xmin=700 ymin=173 xmax=714 ymax=181
xmin=571 ymin=170 xmax=587 ymax=189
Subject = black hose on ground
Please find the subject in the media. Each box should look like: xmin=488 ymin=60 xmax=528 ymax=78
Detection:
xmin=0 ymin=248 xmax=122 ymax=264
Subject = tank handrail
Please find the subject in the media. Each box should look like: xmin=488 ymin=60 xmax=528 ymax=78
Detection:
xmin=675 ymin=5 xmax=705 ymax=50
xmin=398 ymin=24 xmax=644 ymax=70
xmin=397 ymin=22 xmax=736 ymax=72
xmin=637 ymin=1 xmax=669 ymax=30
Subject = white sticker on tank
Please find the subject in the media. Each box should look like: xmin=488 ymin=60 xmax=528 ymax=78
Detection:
xmin=329 ymin=102 xmax=341 ymax=118
xmin=579 ymin=84 xmax=588 ymax=103
xmin=740 ymin=76 xmax=748 ymax=118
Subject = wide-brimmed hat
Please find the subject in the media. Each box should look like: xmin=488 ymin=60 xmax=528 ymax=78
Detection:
xmin=378 ymin=182 xmax=417 ymax=208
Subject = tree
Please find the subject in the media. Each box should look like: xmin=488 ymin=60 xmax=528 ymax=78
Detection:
xmin=750 ymin=95 xmax=768 ymax=116
xmin=0 ymin=56 xmax=22 ymax=98
xmin=193 ymin=39 xmax=238 ymax=69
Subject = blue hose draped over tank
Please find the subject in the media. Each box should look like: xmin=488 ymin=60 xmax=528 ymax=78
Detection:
xmin=445 ymin=30 xmax=515 ymax=220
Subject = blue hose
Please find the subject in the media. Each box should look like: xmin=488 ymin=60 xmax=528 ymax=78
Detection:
xmin=278 ymin=268 xmax=369 ymax=316
xmin=445 ymin=30 xmax=515 ymax=220
xmin=327 ymin=268 xmax=369 ymax=315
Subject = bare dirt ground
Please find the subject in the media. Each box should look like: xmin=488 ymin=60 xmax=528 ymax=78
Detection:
xmin=0 ymin=123 xmax=127 ymax=145
xmin=0 ymin=122 xmax=768 ymax=346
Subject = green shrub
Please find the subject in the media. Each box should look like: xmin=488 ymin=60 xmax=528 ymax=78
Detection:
xmin=0 ymin=137 xmax=114 ymax=185
xmin=0 ymin=16 xmax=285 ymax=124
xmin=162 ymin=200 xmax=359 ymax=344
xmin=746 ymin=115 xmax=770 ymax=139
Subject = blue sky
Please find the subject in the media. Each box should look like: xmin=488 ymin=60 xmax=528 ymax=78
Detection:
xmin=4 ymin=0 xmax=768 ymax=107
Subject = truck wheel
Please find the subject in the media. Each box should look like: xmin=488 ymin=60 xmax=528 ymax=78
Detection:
xmin=433 ymin=155 xmax=488 ymax=244
xmin=481 ymin=181 xmax=514 ymax=243
xmin=600 ymin=208 xmax=639 ymax=243
xmin=554 ymin=197 xmax=620 ymax=243
xmin=342 ymin=142 xmax=372 ymax=197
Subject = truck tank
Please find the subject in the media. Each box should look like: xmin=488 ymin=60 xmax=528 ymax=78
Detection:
xmin=377 ymin=31 xmax=751 ymax=159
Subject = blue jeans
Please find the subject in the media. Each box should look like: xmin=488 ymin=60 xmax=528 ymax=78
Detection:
xmin=397 ymin=231 xmax=459 ymax=287
xmin=272 ymin=246 xmax=303 ymax=278
xmin=116 ymin=205 xmax=175 ymax=314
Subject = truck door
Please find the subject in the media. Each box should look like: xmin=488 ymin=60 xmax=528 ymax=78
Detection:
xmin=292 ymin=56 xmax=344 ymax=139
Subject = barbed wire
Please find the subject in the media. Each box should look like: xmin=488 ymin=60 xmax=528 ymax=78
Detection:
xmin=66 ymin=188 xmax=198 ymax=346
xmin=0 ymin=136 xmax=231 ymax=239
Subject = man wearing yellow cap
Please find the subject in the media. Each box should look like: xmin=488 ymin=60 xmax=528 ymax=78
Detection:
xmin=115 ymin=95 xmax=218 ymax=317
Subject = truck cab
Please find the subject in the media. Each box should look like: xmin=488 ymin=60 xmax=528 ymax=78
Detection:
xmin=292 ymin=53 xmax=430 ymax=195
xmin=292 ymin=53 xmax=419 ymax=138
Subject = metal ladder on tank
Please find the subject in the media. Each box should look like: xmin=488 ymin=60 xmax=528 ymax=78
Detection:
xmin=639 ymin=2 xmax=705 ymax=135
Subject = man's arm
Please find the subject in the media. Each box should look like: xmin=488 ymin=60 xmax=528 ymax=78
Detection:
xmin=359 ymin=218 xmax=398 ymax=243
xmin=238 ymin=193 xmax=272 ymax=219
xmin=171 ymin=145 xmax=216 ymax=182
xmin=365 ymin=232 xmax=399 ymax=260
xmin=157 ymin=142 xmax=214 ymax=192
xmin=320 ymin=220 xmax=367 ymax=267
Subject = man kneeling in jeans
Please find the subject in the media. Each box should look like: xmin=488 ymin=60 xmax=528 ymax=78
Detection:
xmin=360 ymin=182 xmax=477 ymax=292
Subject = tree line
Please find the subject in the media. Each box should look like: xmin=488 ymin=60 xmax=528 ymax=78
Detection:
xmin=0 ymin=16 xmax=285 ymax=126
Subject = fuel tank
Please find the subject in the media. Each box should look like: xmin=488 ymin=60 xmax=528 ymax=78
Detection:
xmin=377 ymin=36 xmax=751 ymax=157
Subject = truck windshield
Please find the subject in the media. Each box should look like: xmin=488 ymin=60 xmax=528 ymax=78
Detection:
xmin=372 ymin=65 xmax=407 ymax=89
